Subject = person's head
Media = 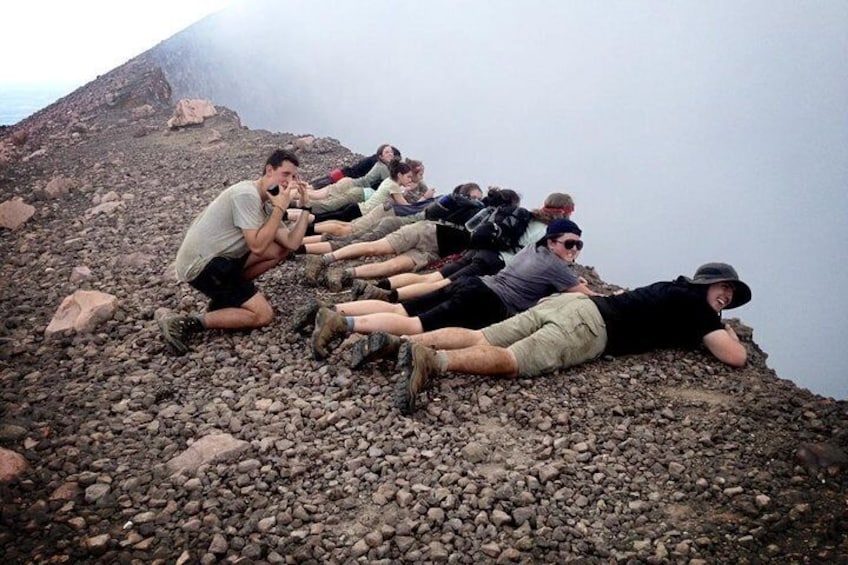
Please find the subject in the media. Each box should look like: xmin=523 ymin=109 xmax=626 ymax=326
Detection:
xmin=483 ymin=187 xmax=521 ymax=207
xmin=533 ymin=192 xmax=575 ymax=223
xmin=376 ymin=143 xmax=400 ymax=163
xmin=683 ymin=263 xmax=752 ymax=312
xmin=536 ymin=218 xmax=583 ymax=262
xmin=263 ymin=149 xmax=300 ymax=187
xmin=404 ymin=158 xmax=425 ymax=182
xmin=454 ymin=182 xmax=483 ymax=200
xmin=389 ymin=159 xmax=414 ymax=185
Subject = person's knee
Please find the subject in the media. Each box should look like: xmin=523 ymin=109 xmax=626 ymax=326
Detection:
xmin=246 ymin=295 xmax=274 ymax=327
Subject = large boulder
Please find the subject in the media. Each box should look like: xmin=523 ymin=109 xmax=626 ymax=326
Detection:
xmin=0 ymin=197 xmax=36 ymax=230
xmin=166 ymin=433 xmax=249 ymax=476
xmin=45 ymin=290 xmax=118 ymax=336
xmin=167 ymin=99 xmax=217 ymax=129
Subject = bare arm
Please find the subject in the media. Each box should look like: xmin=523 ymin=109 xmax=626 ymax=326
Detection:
xmin=564 ymin=276 xmax=602 ymax=297
xmin=702 ymin=324 xmax=747 ymax=367
xmin=243 ymin=186 xmax=291 ymax=254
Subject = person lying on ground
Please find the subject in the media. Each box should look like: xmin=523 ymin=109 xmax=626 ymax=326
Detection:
xmin=304 ymin=219 xmax=596 ymax=359
xmin=308 ymin=143 xmax=401 ymax=189
xmin=158 ymin=149 xmax=311 ymax=354
xmin=353 ymin=192 xmax=575 ymax=302
xmin=301 ymin=184 xmax=486 ymax=287
xmin=389 ymin=262 xmax=752 ymax=414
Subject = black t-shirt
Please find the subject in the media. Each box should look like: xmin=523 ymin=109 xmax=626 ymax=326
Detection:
xmin=589 ymin=279 xmax=724 ymax=356
xmin=435 ymin=224 xmax=471 ymax=257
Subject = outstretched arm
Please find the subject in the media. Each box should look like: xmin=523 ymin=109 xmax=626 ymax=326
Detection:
xmin=703 ymin=324 xmax=747 ymax=367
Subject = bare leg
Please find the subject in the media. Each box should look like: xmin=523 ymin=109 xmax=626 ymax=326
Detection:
xmin=315 ymin=221 xmax=353 ymax=237
xmin=409 ymin=327 xmax=489 ymax=349
xmin=352 ymin=313 xmax=424 ymax=336
xmin=331 ymin=239 xmax=395 ymax=262
xmin=305 ymin=242 xmax=333 ymax=255
xmin=352 ymin=255 xmax=417 ymax=279
xmin=388 ymin=271 xmax=443 ymax=289
xmin=335 ymin=300 xmax=406 ymax=316
xmin=243 ymin=243 xmax=289 ymax=280
xmin=203 ymin=293 xmax=274 ymax=330
xmin=303 ymin=234 xmax=324 ymax=244
xmin=445 ymin=345 xmax=519 ymax=377
xmin=396 ymin=278 xmax=451 ymax=301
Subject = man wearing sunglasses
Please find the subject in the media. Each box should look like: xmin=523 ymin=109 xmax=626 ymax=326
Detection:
xmin=394 ymin=262 xmax=752 ymax=414
xmin=310 ymin=219 xmax=598 ymax=359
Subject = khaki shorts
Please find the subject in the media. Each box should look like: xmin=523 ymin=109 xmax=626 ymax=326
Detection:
xmin=312 ymin=184 xmax=365 ymax=214
xmin=352 ymin=204 xmax=394 ymax=235
xmin=385 ymin=221 xmax=439 ymax=270
xmin=482 ymin=293 xmax=607 ymax=377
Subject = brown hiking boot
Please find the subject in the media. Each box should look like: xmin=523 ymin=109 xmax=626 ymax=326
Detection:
xmin=350 ymin=279 xmax=369 ymax=299
xmin=289 ymin=297 xmax=325 ymax=335
xmin=394 ymin=341 xmax=440 ymax=415
xmin=349 ymin=332 xmax=402 ymax=369
xmin=303 ymin=255 xmax=326 ymax=286
xmin=360 ymin=283 xmax=391 ymax=302
xmin=325 ymin=269 xmax=353 ymax=292
xmin=311 ymin=307 xmax=348 ymax=360
xmin=157 ymin=315 xmax=202 ymax=355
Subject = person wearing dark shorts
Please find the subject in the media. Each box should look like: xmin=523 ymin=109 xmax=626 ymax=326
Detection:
xmin=310 ymin=219 xmax=598 ymax=359
xmin=157 ymin=149 xmax=311 ymax=354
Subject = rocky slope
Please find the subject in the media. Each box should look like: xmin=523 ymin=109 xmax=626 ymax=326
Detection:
xmin=0 ymin=54 xmax=845 ymax=564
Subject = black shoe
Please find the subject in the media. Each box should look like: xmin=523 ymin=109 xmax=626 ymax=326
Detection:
xmin=350 ymin=332 xmax=401 ymax=369
xmin=290 ymin=298 xmax=324 ymax=335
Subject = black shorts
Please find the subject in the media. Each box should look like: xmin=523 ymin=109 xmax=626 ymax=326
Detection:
xmin=439 ymin=248 xmax=505 ymax=281
xmin=402 ymin=277 xmax=508 ymax=332
xmin=313 ymin=202 xmax=363 ymax=223
xmin=189 ymin=254 xmax=257 ymax=311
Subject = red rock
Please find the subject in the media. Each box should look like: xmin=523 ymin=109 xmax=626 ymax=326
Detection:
xmin=0 ymin=447 xmax=28 ymax=482
xmin=44 ymin=176 xmax=75 ymax=199
xmin=167 ymin=99 xmax=217 ymax=129
xmin=0 ymin=197 xmax=36 ymax=230
xmin=45 ymin=290 xmax=118 ymax=335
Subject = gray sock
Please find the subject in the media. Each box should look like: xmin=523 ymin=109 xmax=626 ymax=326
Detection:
xmin=435 ymin=351 xmax=449 ymax=373
xmin=321 ymin=253 xmax=335 ymax=265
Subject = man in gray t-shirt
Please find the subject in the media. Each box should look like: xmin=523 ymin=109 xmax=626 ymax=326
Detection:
xmin=158 ymin=149 xmax=312 ymax=354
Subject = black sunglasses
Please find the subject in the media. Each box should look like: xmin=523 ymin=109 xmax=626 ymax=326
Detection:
xmin=553 ymin=238 xmax=584 ymax=250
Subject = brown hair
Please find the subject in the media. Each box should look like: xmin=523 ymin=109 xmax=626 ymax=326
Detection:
xmin=531 ymin=192 xmax=574 ymax=223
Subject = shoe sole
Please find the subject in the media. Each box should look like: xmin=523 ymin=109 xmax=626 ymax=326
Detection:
xmin=157 ymin=317 xmax=188 ymax=355
xmin=290 ymin=299 xmax=321 ymax=334
xmin=311 ymin=308 xmax=331 ymax=360
xmin=394 ymin=341 xmax=416 ymax=414
xmin=350 ymin=332 xmax=395 ymax=369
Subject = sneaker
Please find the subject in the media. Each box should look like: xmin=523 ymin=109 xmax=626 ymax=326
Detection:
xmin=325 ymin=269 xmax=353 ymax=292
xmin=289 ymin=297 xmax=324 ymax=335
xmin=350 ymin=332 xmax=402 ymax=369
xmin=158 ymin=315 xmax=191 ymax=355
xmin=394 ymin=342 xmax=440 ymax=415
xmin=311 ymin=307 xmax=348 ymax=360
xmin=360 ymin=283 xmax=391 ymax=302
xmin=350 ymin=279 xmax=369 ymax=299
xmin=303 ymin=255 xmax=326 ymax=286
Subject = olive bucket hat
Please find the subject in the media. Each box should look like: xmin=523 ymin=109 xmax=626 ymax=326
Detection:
xmin=684 ymin=262 xmax=752 ymax=309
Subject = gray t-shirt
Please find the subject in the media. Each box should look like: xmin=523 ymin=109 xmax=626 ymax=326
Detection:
xmin=481 ymin=243 xmax=579 ymax=314
xmin=175 ymin=180 xmax=266 ymax=281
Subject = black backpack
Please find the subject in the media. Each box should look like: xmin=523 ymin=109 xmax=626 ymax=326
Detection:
xmin=424 ymin=194 xmax=484 ymax=226
xmin=469 ymin=205 xmax=532 ymax=252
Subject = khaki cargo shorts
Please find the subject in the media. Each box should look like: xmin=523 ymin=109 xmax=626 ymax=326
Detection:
xmin=482 ymin=293 xmax=607 ymax=377
xmin=385 ymin=221 xmax=439 ymax=270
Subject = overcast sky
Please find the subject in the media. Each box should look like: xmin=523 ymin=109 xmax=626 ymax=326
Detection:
xmin=1 ymin=0 xmax=232 ymax=85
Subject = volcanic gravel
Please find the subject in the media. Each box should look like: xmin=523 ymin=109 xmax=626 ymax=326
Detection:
xmin=0 ymin=54 xmax=845 ymax=564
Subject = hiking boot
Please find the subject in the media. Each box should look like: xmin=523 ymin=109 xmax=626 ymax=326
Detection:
xmin=325 ymin=269 xmax=353 ymax=292
xmin=157 ymin=315 xmax=200 ymax=355
xmin=303 ymin=255 xmax=326 ymax=286
xmin=350 ymin=332 xmax=402 ymax=369
xmin=349 ymin=279 xmax=369 ymax=299
xmin=289 ymin=297 xmax=324 ymax=335
xmin=311 ymin=307 xmax=348 ymax=360
xmin=394 ymin=342 xmax=440 ymax=415
xmin=360 ymin=283 xmax=391 ymax=302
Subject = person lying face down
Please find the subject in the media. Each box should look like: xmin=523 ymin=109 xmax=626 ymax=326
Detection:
xmin=307 ymin=219 xmax=597 ymax=359
xmin=391 ymin=262 xmax=753 ymax=414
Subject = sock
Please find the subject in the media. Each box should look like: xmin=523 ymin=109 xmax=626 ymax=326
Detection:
xmin=434 ymin=351 xmax=449 ymax=374
xmin=295 ymin=244 xmax=306 ymax=254
xmin=376 ymin=278 xmax=391 ymax=290
xmin=321 ymin=253 xmax=336 ymax=265
xmin=186 ymin=315 xmax=205 ymax=334
xmin=344 ymin=317 xmax=355 ymax=331
xmin=388 ymin=290 xmax=399 ymax=302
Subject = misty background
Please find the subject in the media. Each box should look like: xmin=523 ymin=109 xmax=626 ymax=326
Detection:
xmin=20 ymin=0 xmax=848 ymax=397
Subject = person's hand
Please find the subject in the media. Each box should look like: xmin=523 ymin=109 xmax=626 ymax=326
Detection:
xmin=725 ymin=323 xmax=740 ymax=342
xmin=423 ymin=187 xmax=436 ymax=199
xmin=268 ymin=184 xmax=292 ymax=210
xmin=579 ymin=276 xmax=588 ymax=285
xmin=295 ymin=179 xmax=310 ymax=205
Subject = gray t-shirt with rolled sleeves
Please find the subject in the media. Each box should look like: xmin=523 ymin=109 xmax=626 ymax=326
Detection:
xmin=175 ymin=180 xmax=266 ymax=282
xmin=481 ymin=244 xmax=579 ymax=314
